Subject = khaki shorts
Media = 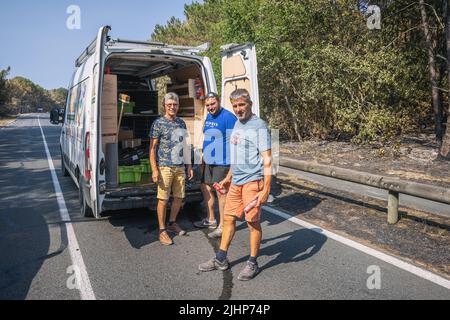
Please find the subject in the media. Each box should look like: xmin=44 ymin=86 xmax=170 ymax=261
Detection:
xmin=224 ymin=180 xmax=264 ymax=223
xmin=157 ymin=166 xmax=186 ymax=200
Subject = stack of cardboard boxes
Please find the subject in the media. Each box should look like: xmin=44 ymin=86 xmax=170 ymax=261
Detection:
xmin=102 ymin=74 xmax=119 ymax=187
xmin=118 ymin=129 xmax=141 ymax=149
xmin=101 ymin=74 xmax=118 ymax=152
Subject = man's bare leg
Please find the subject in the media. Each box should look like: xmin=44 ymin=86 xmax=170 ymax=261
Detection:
xmin=157 ymin=199 xmax=168 ymax=230
xmin=157 ymin=199 xmax=173 ymax=245
xmin=219 ymin=215 xmax=237 ymax=252
xmin=217 ymin=192 xmax=227 ymax=228
xmin=201 ymin=184 xmax=216 ymax=222
xmin=207 ymin=191 xmax=227 ymax=238
xmin=236 ymin=220 xmax=262 ymax=280
xmin=169 ymin=197 xmax=183 ymax=222
xmin=248 ymin=221 xmax=262 ymax=258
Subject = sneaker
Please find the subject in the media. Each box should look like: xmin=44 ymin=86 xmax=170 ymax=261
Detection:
xmin=159 ymin=230 xmax=173 ymax=246
xmin=237 ymin=262 xmax=259 ymax=281
xmin=167 ymin=223 xmax=187 ymax=236
xmin=208 ymin=227 xmax=223 ymax=239
xmin=198 ymin=257 xmax=229 ymax=272
xmin=193 ymin=218 xmax=217 ymax=229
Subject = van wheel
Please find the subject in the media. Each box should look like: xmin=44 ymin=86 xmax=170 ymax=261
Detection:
xmin=79 ymin=178 xmax=94 ymax=218
xmin=61 ymin=152 xmax=69 ymax=177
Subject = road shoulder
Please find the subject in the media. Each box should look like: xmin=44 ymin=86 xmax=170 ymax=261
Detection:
xmin=272 ymin=173 xmax=450 ymax=279
xmin=0 ymin=115 xmax=18 ymax=127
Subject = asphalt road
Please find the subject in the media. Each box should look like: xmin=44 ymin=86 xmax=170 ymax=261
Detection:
xmin=0 ymin=114 xmax=449 ymax=300
xmin=278 ymin=167 xmax=450 ymax=218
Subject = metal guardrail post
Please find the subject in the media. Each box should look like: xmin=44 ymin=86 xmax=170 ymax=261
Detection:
xmin=388 ymin=191 xmax=399 ymax=224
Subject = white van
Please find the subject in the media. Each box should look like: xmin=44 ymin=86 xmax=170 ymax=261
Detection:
xmin=58 ymin=26 xmax=260 ymax=218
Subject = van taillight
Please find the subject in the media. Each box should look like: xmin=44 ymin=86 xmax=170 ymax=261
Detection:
xmin=85 ymin=132 xmax=91 ymax=181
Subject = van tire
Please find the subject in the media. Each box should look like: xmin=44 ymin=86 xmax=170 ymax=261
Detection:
xmin=61 ymin=152 xmax=69 ymax=177
xmin=79 ymin=178 xmax=94 ymax=218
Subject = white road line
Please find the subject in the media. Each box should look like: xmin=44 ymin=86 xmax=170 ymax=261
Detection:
xmin=38 ymin=116 xmax=96 ymax=300
xmin=263 ymin=205 xmax=450 ymax=290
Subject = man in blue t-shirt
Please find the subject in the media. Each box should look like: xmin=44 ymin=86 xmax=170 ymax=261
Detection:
xmin=193 ymin=92 xmax=237 ymax=239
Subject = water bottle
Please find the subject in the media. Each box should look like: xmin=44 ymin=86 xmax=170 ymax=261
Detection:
xmin=244 ymin=197 xmax=259 ymax=214
xmin=213 ymin=183 xmax=227 ymax=195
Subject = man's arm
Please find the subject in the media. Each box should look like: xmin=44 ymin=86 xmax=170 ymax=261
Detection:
xmin=219 ymin=168 xmax=232 ymax=190
xmin=218 ymin=114 xmax=237 ymax=189
xmin=150 ymin=138 xmax=159 ymax=183
xmin=256 ymin=149 xmax=272 ymax=208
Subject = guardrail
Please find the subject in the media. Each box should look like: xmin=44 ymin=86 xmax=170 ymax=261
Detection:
xmin=280 ymin=157 xmax=450 ymax=224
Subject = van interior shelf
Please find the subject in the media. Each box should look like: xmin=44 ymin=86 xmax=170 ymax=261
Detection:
xmin=122 ymin=113 xmax=157 ymax=117
xmin=167 ymin=83 xmax=189 ymax=91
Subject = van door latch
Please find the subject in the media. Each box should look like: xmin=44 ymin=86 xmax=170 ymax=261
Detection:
xmin=99 ymin=181 xmax=106 ymax=194
xmin=100 ymin=158 xmax=106 ymax=175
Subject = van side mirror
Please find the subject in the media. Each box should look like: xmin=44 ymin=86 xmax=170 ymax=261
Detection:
xmin=57 ymin=108 xmax=65 ymax=124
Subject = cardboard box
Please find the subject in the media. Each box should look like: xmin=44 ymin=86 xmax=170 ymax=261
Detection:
xmin=103 ymin=74 xmax=118 ymax=105
xmin=101 ymin=74 xmax=118 ymax=147
xmin=119 ymin=129 xmax=134 ymax=142
xmin=102 ymin=135 xmax=117 ymax=154
xmin=182 ymin=117 xmax=204 ymax=149
xmin=121 ymin=139 xmax=142 ymax=149
xmin=194 ymin=98 xmax=204 ymax=119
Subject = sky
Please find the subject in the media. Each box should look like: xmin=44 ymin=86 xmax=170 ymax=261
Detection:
xmin=0 ymin=0 xmax=198 ymax=89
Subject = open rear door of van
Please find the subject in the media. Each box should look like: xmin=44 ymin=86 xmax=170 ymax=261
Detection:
xmin=90 ymin=26 xmax=111 ymax=218
xmin=220 ymin=43 xmax=259 ymax=116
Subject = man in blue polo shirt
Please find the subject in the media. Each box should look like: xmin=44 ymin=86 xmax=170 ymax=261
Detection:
xmin=193 ymin=92 xmax=237 ymax=238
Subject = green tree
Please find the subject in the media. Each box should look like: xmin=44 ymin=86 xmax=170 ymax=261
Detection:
xmin=151 ymin=0 xmax=444 ymax=147
xmin=5 ymin=77 xmax=67 ymax=114
xmin=441 ymin=0 xmax=450 ymax=159
xmin=0 ymin=67 xmax=10 ymax=106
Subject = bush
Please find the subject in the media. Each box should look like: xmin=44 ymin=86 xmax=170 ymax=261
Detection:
xmin=152 ymin=0 xmax=434 ymax=144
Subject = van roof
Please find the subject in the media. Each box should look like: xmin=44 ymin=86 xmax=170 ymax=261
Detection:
xmin=76 ymin=37 xmax=210 ymax=68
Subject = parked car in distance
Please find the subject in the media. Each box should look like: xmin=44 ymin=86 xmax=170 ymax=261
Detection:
xmin=50 ymin=107 xmax=64 ymax=124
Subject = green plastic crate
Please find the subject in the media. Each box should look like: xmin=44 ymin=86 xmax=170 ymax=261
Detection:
xmin=140 ymin=159 xmax=151 ymax=174
xmin=132 ymin=166 xmax=142 ymax=182
xmin=119 ymin=166 xmax=135 ymax=184
xmin=119 ymin=165 xmax=143 ymax=184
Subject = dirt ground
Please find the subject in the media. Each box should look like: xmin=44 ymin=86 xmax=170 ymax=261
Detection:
xmin=0 ymin=116 xmax=17 ymax=127
xmin=270 ymin=173 xmax=450 ymax=278
xmin=280 ymin=132 xmax=450 ymax=189
xmin=275 ymin=132 xmax=450 ymax=277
